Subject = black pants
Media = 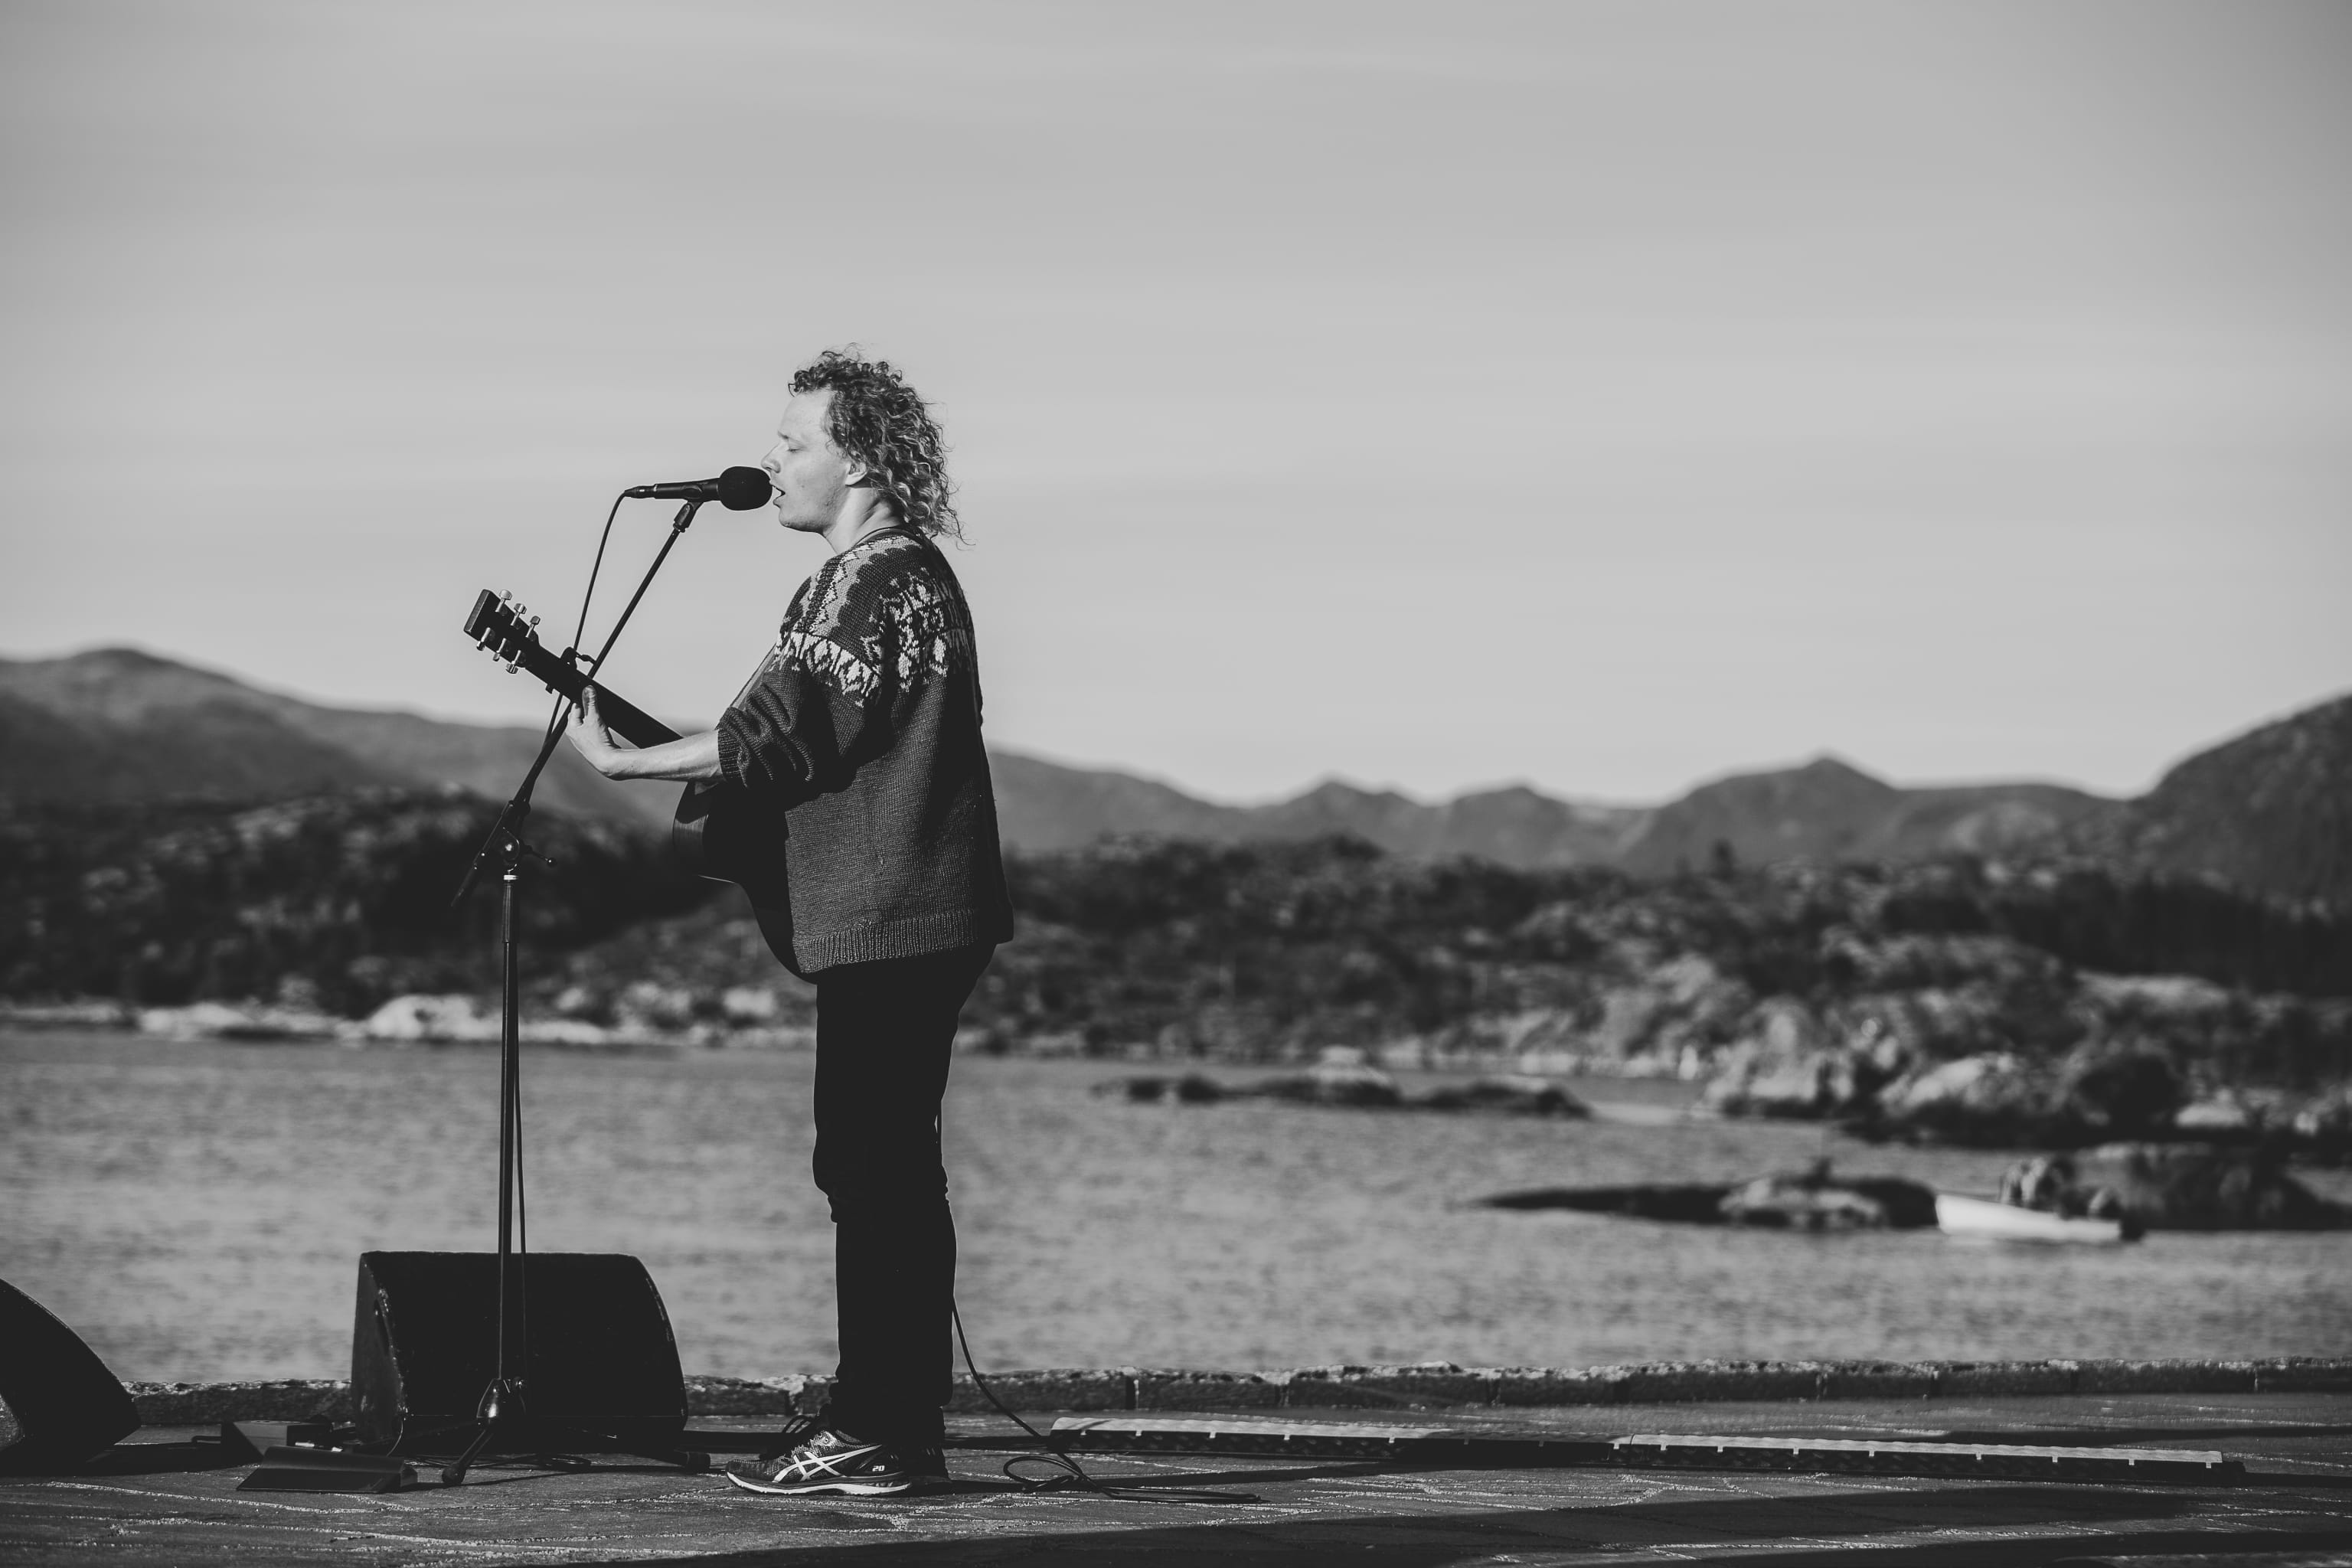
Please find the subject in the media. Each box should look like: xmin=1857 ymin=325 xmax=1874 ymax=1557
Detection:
xmin=799 ymin=942 xmax=993 ymax=1446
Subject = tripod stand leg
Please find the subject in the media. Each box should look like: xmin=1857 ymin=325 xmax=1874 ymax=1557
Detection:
xmin=440 ymin=1422 xmax=498 ymax=1487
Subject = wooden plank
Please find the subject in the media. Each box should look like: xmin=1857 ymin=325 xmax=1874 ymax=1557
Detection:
xmin=1050 ymin=1416 xmax=2247 ymax=1484
xmin=1613 ymin=1432 xmax=2243 ymax=1483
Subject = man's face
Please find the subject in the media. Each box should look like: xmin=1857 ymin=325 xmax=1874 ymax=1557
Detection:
xmin=763 ymin=390 xmax=856 ymax=533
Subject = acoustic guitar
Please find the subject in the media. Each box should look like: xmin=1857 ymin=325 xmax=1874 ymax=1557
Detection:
xmin=461 ymin=590 xmax=781 ymax=896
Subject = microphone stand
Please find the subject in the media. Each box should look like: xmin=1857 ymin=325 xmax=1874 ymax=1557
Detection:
xmin=439 ymin=498 xmax=706 ymax=1487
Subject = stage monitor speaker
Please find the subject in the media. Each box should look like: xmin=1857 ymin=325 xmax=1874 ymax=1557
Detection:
xmin=352 ymin=1252 xmax=689 ymax=1455
xmin=0 ymin=1276 xmax=141 ymax=1474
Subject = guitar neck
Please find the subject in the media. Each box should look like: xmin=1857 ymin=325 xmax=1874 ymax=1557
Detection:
xmin=466 ymin=591 xmax=681 ymax=748
xmin=528 ymin=650 xmax=680 ymax=749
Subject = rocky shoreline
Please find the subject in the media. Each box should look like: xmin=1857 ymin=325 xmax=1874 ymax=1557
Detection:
xmin=95 ymin=1356 xmax=2352 ymax=1428
xmin=9 ymin=801 xmax=2351 ymax=1159
xmin=0 ymin=995 xmax=815 ymax=1051
xmin=13 ymin=992 xmax=2350 ymax=1171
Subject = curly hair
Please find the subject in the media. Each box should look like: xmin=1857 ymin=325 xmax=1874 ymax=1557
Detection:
xmin=789 ymin=348 xmax=961 ymax=541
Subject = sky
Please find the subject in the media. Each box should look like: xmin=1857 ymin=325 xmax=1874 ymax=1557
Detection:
xmin=2 ymin=1 xmax=2347 ymax=805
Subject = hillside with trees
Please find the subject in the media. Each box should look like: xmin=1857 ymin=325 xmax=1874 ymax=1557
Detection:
xmin=5 ymin=649 xmax=2349 ymax=1150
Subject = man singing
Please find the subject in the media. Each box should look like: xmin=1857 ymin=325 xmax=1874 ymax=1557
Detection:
xmin=566 ymin=349 xmax=1014 ymax=1496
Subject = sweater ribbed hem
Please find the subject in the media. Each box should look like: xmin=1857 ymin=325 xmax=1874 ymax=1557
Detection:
xmin=793 ymin=906 xmax=1015 ymax=975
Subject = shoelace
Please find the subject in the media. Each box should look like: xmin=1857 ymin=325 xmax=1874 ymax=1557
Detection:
xmin=753 ymin=1413 xmax=827 ymax=1464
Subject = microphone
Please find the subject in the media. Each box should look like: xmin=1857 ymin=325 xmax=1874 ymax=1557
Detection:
xmin=623 ymin=466 xmax=773 ymax=510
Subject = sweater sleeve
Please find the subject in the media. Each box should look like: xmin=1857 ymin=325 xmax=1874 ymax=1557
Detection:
xmin=714 ymin=632 xmax=892 ymax=796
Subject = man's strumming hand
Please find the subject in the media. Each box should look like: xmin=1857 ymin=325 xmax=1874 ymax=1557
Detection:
xmin=564 ymin=688 xmax=635 ymax=777
xmin=564 ymin=688 xmax=727 ymax=783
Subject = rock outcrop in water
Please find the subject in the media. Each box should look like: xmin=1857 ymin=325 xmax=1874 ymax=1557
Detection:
xmin=1715 ymin=1165 xmax=1941 ymax=1230
xmin=1099 ymin=1055 xmax=1589 ymax=1117
xmin=1479 ymin=1161 xmax=1938 ymax=1230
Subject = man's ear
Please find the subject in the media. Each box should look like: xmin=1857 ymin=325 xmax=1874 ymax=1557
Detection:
xmin=842 ymin=464 xmax=873 ymax=488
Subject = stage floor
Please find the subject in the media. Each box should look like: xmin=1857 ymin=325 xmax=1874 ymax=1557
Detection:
xmin=6 ymin=1391 xmax=2352 ymax=1565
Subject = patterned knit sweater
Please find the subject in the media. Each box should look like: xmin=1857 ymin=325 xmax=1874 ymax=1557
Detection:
xmin=713 ymin=528 xmax=1014 ymax=975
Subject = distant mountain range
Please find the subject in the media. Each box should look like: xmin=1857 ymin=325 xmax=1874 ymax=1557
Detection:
xmin=2065 ymin=691 xmax=2352 ymax=910
xmin=991 ymin=752 xmax=2118 ymax=870
xmin=3 ymin=647 xmax=2345 ymax=905
xmin=988 ymin=755 xmax=1648 ymax=866
xmin=0 ymin=648 xmax=639 ymax=829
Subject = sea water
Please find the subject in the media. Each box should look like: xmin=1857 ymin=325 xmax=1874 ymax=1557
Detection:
xmin=3 ymin=1031 xmax=2347 ymax=1383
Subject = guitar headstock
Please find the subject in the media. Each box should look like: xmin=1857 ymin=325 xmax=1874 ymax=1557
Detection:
xmin=463 ymin=589 xmax=549 ymax=675
xmin=460 ymin=588 xmax=668 ymax=743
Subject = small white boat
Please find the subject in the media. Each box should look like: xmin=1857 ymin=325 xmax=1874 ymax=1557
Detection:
xmin=1933 ymin=1191 xmax=2135 ymax=1245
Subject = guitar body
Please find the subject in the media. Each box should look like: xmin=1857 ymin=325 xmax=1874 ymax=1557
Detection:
xmin=668 ymin=778 xmax=785 ymax=901
xmin=462 ymin=589 xmax=783 ymax=899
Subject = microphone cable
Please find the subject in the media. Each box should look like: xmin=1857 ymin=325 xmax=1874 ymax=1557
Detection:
xmin=498 ymin=489 xmax=637 ymax=779
xmin=570 ymin=491 xmax=630 ymax=681
xmin=537 ymin=489 xmax=633 ymax=740
xmin=509 ymin=486 xmax=630 ymax=1282
xmin=949 ymin=1299 xmax=1258 ymax=1504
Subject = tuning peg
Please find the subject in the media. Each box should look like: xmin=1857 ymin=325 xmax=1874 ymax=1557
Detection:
xmin=506 ymin=662 xmax=519 ymax=673
xmin=528 ymin=615 xmax=541 ymax=627
xmin=499 ymin=590 xmax=513 ymax=603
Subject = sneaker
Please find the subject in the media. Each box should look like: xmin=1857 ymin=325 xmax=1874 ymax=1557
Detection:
xmin=725 ymin=1429 xmax=910 ymax=1497
xmin=902 ymin=1441 xmax=949 ymax=1487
